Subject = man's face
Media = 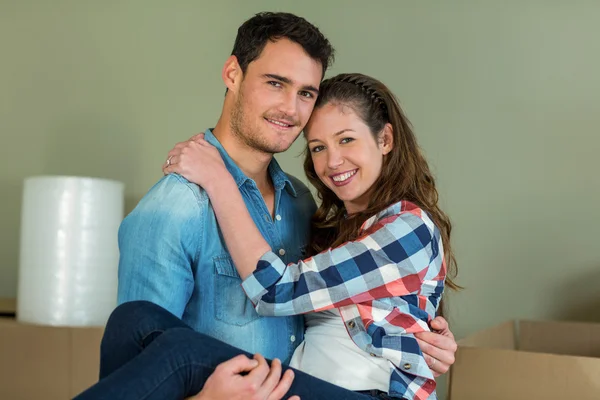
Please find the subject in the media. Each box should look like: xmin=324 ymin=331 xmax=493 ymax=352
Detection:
xmin=230 ymin=39 xmax=322 ymax=154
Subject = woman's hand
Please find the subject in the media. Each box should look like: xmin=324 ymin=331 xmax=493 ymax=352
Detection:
xmin=164 ymin=133 xmax=269 ymax=281
xmin=163 ymin=133 xmax=229 ymax=192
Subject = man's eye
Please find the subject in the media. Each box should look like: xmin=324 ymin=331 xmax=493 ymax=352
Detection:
xmin=299 ymin=91 xmax=313 ymax=98
xmin=268 ymin=81 xmax=282 ymax=87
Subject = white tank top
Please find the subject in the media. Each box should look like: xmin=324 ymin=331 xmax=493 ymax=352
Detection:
xmin=289 ymin=309 xmax=391 ymax=392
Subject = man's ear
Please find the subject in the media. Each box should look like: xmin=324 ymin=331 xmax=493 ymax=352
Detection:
xmin=380 ymin=123 xmax=394 ymax=155
xmin=222 ymin=55 xmax=243 ymax=93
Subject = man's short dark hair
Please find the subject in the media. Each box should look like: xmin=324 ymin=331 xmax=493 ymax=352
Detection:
xmin=232 ymin=12 xmax=335 ymax=79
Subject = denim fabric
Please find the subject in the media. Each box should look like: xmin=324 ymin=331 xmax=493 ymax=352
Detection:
xmin=116 ymin=129 xmax=316 ymax=363
xmin=73 ymin=301 xmax=391 ymax=400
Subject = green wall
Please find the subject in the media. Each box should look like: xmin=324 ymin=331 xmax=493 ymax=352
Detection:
xmin=2 ymin=1 xmax=599 ymax=395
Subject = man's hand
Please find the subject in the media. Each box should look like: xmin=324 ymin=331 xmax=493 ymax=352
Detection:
xmin=415 ymin=316 xmax=458 ymax=377
xmin=187 ymin=354 xmax=299 ymax=400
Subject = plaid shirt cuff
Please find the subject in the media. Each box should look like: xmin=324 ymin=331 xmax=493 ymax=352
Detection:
xmin=241 ymin=250 xmax=287 ymax=305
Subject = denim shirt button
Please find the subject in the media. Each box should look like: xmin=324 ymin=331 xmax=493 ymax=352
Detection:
xmin=117 ymin=152 xmax=317 ymax=364
xmin=275 ymin=214 xmax=282 ymax=221
xmin=290 ymin=335 xmax=296 ymax=342
xmin=279 ymin=249 xmax=286 ymax=256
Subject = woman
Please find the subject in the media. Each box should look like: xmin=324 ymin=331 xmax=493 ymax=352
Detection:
xmin=76 ymin=73 xmax=458 ymax=400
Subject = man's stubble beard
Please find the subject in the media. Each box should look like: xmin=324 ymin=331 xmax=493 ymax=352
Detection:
xmin=230 ymin=87 xmax=299 ymax=155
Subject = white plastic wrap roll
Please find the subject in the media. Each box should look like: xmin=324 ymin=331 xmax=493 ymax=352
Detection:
xmin=17 ymin=176 xmax=124 ymax=326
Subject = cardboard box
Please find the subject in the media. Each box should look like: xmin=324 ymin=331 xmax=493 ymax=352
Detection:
xmin=0 ymin=297 xmax=16 ymax=315
xmin=449 ymin=320 xmax=600 ymax=400
xmin=0 ymin=313 xmax=104 ymax=400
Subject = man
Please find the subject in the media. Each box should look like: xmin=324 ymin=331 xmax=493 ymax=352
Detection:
xmin=117 ymin=12 xmax=457 ymax=399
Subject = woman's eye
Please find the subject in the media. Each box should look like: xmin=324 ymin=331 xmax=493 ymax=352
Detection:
xmin=310 ymin=146 xmax=325 ymax=153
xmin=340 ymin=137 xmax=354 ymax=144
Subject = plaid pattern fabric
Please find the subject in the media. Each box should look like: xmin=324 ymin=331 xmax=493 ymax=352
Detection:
xmin=242 ymin=201 xmax=446 ymax=400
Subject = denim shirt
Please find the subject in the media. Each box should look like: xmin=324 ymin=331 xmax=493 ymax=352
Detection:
xmin=117 ymin=129 xmax=316 ymax=363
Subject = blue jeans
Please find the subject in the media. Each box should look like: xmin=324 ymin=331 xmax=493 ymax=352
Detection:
xmin=73 ymin=301 xmax=396 ymax=400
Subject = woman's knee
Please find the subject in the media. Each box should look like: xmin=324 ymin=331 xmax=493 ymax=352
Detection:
xmin=103 ymin=301 xmax=172 ymax=345
xmin=106 ymin=301 xmax=159 ymax=329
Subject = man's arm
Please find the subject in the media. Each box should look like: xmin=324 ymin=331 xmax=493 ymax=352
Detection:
xmin=117 ymin=175 xmax=205 ymax=317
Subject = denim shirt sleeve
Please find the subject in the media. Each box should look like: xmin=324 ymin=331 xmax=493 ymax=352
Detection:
xmin=116 ymin=174 xmax=205 ymax=318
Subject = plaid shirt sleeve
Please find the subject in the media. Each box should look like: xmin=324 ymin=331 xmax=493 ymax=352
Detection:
xmin=241 ymin=206 xmax=441 ymax=316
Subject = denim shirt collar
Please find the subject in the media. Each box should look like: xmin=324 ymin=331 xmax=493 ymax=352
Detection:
xmin=204 ymin=129 xmax=298 ymax=197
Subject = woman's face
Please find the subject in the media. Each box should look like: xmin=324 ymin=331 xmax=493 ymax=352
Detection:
xmin=305 ymin=102 xmax=393 ymax=214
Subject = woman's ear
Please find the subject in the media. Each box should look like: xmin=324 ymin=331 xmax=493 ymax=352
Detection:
xmin=222 ymin=55 xmax=242 ymax=93
xmin=380 ymin=123 xmax=394 ymax=155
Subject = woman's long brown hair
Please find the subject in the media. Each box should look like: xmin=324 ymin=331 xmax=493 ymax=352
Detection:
xmin=303 ymin=73 xmax=460 ymax=305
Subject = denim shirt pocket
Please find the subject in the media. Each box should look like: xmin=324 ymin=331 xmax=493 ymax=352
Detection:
xmin=213 ymin=254 xmax=260 ymax=326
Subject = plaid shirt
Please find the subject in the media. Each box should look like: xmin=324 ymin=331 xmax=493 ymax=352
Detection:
xmin=242 ymin=201 xmax=446 ymax=400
